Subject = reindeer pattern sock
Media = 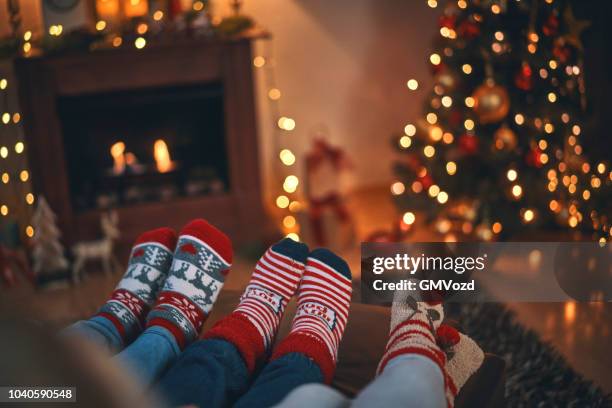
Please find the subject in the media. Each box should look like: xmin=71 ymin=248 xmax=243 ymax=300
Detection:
xmin=94 ymin=228 xmax=177 ymax=346
xmin=203 ymin=238 xmax=308 ymax=372
xmin=271 ymin=248 xmax=352 ymax=384
xmin=146 ymin=219 xmax=232 ymax=349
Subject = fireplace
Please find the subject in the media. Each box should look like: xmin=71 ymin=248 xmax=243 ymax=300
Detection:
xmin=58 ymin=82 xmax=228 ymax=212
xmin=15 ymin=35 xmax=271 ymax=246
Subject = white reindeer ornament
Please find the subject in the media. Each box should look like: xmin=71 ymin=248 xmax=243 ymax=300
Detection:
xmin=72 ymin=211 xmax=121 ymax=283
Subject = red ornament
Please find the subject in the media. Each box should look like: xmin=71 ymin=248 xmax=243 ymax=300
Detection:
xmin=457 ymin=20 xmax=480 ymax=40
xmin=439 ymin=15 xmax=456 ymax=30
xmin=418 ymin=174 xmax=434 ymax=190
xmin=514 ymin=62 xmax=533 ymax=91
xmin=458 ymin=134 xmax=479 ymax=155
xmin=553 ymin=41 xmax=573 ymax=64
xmin=542 ymin=14 xmax=560 ymax=36
xmin=436 ymin=324 xmax=461 ymax=348
xmin=526 ymin=147 xmax=544 ymax=168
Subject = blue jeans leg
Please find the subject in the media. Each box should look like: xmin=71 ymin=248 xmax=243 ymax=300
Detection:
xmin=271 ymin=383 xmax=350 ymax=408
xmin=114 ymin=326 xmax=180 ymax=387
xmin=63 ymin=316 xmax=124 ymax=353
xmin=351 ymin=354 xmax=447 ymax=408
xmin=234 ymin=352 xmax=324 ymax=408
xmin=156 ymin=339 xmax=250 ymax=408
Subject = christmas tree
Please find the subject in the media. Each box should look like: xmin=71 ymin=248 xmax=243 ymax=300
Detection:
xmin=392 ymin=0 xmax=610 ymax=241
xmin=31 ymin=197 xmax=69 ymax=275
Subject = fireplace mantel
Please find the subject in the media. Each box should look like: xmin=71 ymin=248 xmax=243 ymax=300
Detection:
xmin=15 ymin=35 xmax=271 ymax=246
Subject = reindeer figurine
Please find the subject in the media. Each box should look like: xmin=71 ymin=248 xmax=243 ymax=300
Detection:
xmin=72 ymin=211 xmax=121 ymax=283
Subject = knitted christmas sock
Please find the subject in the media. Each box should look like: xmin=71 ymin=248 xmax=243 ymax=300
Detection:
xmin=146 ymin=219 xmax=232 ymax=349
xmin=271 ymin=248 xmax=352 ymax=384
xmin=436 ymin=324 xmax=485 ymax=406
xmin=203 ymin=238 xmax=309 ymax=372
xmin=95 ymin=228 xmax=177 ymax=345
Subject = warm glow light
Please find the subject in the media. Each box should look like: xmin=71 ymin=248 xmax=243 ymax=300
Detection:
xmin=15 ymin=142 xmax=24 ymax=154
xmin=0 ymin=79 xmax=7 ymax=89
xmin=193 ymin=1 xmax=204 ymax=11
xmin=491 ymin=4 xmax=501 ymax=14
xmin=278 ymin=117 xmax=296 ymax=131
xmin=253 ymin=56 xmax=266 ymax=68
xmin=495 ymin=31 xmax=504 ymax=41
xmin=137 ymin=23 xmax=148 ymax=34
xmin=24 ymin=31 xmax=32 ymax=41
xmin=19 ymin=170 xmax=29 ymax=182
xmin=597 ymin=163 xmax=606 ymax=174
xmin=1 ymin=113 xmax=9 ymax=124
xmin=582 ymin=190 xmax=591 ymax=200
xmin=391 ymin=181 xmax=405 ymax=195
xmin=154 ymin=139 xmax=174 ymax=173
xmin=279 ymin=149 xmax=296 ymax=166
xmin=429 ymin=126 xmax=443 ymax=141
xmin=412 ymin=181 xmax=423 ymax=193
xmin=283 ymin=215 xmax=296 ymax=228
xmin=283 ymin=175 xmax=299 ymax=193
xmin=446 ymin=161 xmax=457 ymax=175
xmin=465 ymin=97 xmax=475 ymax=107
xmin=402 ymin=211 xmax=416 ymax=225
xmin=549 ymin=60 xmax=558 ymax=69
xmin=544 ymin=123 xmax=554 ymax=134
xmin=0 ymin=205 xmax=7 ymax=216
xmin=153 ymin=10 xmax=164 ymax=20
xmin=426 ymin=113 xmax=438 ymax=124
xmin=441 ymin=96 xmax=452 ymax=107
xmin=407 ymin=79 xmax=419 ymax=90
xmin=464 ymin=119 xmax=474 ymax=130
xmin=427 ymin=0 xmax=438 ymax=8
xmin=457 ymin=0 xmax=467 ymax=9
xmin=462 ymin=64 xmax=472 ymax=74
xmin=492 ymin=222 xmax=502 ymax=234
xmin=572 ymin=125 xmax=581 ymax=135
xmin=12 ymin=113 xmax=20 ymax=124
xmin=512 ymin=184 xmax=523 ymax=198
xmin=286 ymin=232 xmax=300 ymax=241
xmin=112 ymin=36 xmax=123 ymax=47
xmin=507 ymin=169 xmax=517 ymax=181
xmin=0 ymin=146 xmax=7 ymax=158
xmin=1 ymin=173 xmax=9 ymax=184
xmin=276 ymin=195 xmax=290 ymax=208
xmin=96 ymin=20 xmax=107 ymax=31
xmin=268 ymin=88 xmax=281 ymax=100
xmin=289 ymin=201 xmax=301 ymax=212
xmin=547 ymin=92 xmax=557 ymax=103
xmin=437 ymin=191 xmax=448 ymax=204
xmin=429 ymin=53 xmax=441 ymax=65
xmin=399 ymin=136 xmax=412 ymax=148
xmin=404 ymin=124 xmax=416 ymax=136
xmin=523 ymin=209 xmax=535 ymax=223
xmin=110 ymin=141 xmax=126 ymax=174
xmin=26 ymin=225 xmax=34 ymax=237
xmin=428 ymin=184 xmax=440 ymax=198
xmin=423 ymin=145 xmax=436 ymax=158
xmin=26 ymin=193 xmax=35 ymax=205
xmin=134 ymin=37 xmax=146 ymax=49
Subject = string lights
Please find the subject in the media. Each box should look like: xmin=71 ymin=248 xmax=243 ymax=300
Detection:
xmin=252 ymin=40 xmax=301 ymax=241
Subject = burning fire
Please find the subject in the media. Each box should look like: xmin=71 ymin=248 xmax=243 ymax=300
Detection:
xmin=154 ymin=139 xmax=174 ymax=173
xmin=110 ymin=141 xmax=126 ymax=175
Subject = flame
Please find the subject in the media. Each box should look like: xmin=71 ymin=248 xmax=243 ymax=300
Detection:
xmin=110 ymin=141 xmax=126 ymax=174
xmin=154 ymin=139 xmax=174 ymax=173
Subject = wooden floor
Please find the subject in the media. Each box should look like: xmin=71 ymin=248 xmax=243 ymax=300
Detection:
xmin=2 ymin=185 xmax=610 ymax=393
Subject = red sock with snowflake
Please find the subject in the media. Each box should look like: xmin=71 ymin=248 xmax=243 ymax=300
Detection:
xmin=95 ymin=227 xmax=177 ymax=346
xmin=271 ymin=248 xmax=352 ymax=384
xmin=203 ymin=238 xmax=309 ymax=372
xmin=146 ymin=219 xmax=232 ymax=349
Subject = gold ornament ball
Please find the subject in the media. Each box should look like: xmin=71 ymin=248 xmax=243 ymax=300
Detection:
xmin=472 ymin=82 xmax=510 ymax=124
xmin=493 ymin=126 xmax=518 ymax=151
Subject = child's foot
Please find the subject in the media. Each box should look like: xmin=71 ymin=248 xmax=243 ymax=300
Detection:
xmin=95 ymin=228 xmax=177 ymax=345
xmin=146 ymin=219 xmax=232 ymax=349
xmin=204 ymin=238 xmax=309 ymax=372
xmin=272 ymin=248 xmax=353 ymax=384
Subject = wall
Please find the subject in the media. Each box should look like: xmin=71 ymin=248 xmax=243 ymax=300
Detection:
xmin=23 ymin=0 xmax=439 ymax=198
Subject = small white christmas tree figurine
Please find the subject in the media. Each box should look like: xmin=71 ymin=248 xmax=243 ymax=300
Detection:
xmin=31 ymin=196 xmax=69 ymax=275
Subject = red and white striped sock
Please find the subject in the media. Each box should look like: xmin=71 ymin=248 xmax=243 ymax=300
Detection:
xmin=203 ymin=238 xmax=309 ymax=372
xmin=271 ymin=248 xmax=352 ymax=384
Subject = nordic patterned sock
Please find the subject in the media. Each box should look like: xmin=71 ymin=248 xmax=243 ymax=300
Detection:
xmin=146 ymin=219 xmax=232 ymax=349
xmin=271 ymin=248 xmax=352 ymax=384
xmin=377 ymin=291 xmax=454 ymax=405
xmin=95 ymin=228 xmax=177 ymax=345
xmin=203 ymin=238 xmax=309 ymax=372
xmin=437 ymin=324 xmax=485 ymax=407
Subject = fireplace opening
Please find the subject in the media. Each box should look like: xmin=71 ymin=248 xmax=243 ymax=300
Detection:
xmin=57 ymin=83 xmax=228 ymax=212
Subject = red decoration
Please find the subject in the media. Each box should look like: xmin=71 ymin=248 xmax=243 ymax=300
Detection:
xmin=458 ymin=134 xmax=479 ymax=155
xmin=553 ymin=40 xmax=573 ymax=64
xmin=436 ymin=324 xmax=461 ymax=348
xmin=526 ymin=147 xmax=544 ymax=168
xmin=179 ymin=242 xmax=198 ymax=255
xmin=514 ymin=62 xmax=533 ymax=91
xmin=132 ymin=248 xmax=145 ymax=258
xmin=439 ymin=15 xmax=456 ymax=30
xmin=418 ymin=174 xmax=434 ymax=190
xmin=457 ymin=20 xmax=480 ymax=40
xmin=542 ymin=14 xmax=560 ymax=36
